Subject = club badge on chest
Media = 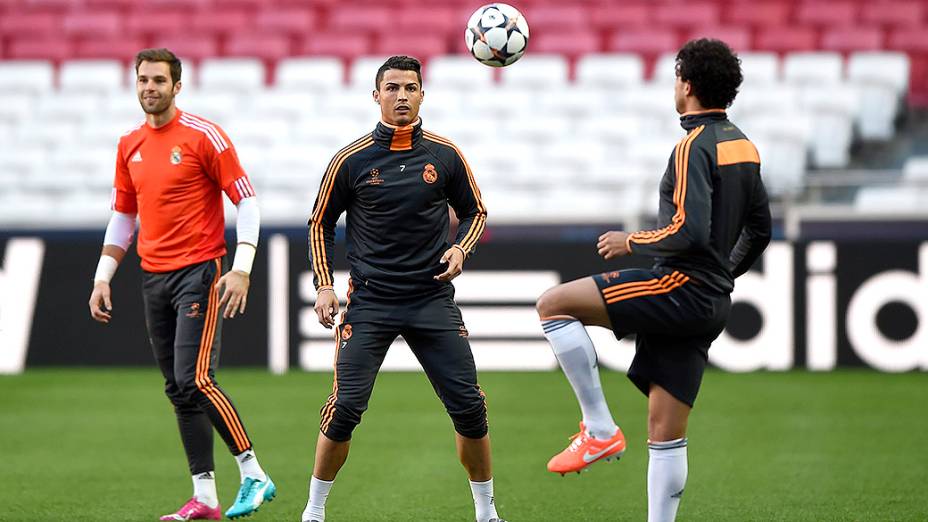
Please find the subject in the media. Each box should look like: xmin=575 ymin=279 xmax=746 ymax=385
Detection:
xmin=170 ymin=146 xmax=182 ymax=165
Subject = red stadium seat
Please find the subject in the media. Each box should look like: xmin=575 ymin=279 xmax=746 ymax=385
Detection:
xmin=725 ymin=2 xmax=792 ymax=27
xmin=525 ymin=5 xmax=586 ymax=31
xmin=795 ymin=2 xmax=858 ymax=27
xmin=531 ymin=31 xmax=601 ymax=58
xmin=225 ymin=34 xmax=292 ymax=61
xmin=755 ymin=27 xmax=818 ymax=53
xmin=85 ymin=0 xmax=140 ymax=9
xmin=75 ymin=37 xmax=146 ymax=61
xmin=589 ymin=4 xmax=651 ymax=31
xmin=0 ymin=12 xmax=60 ymax=37
xmin=654 ymin=2 xmax=719 ymax=28
xmin=396 ymin=6 xmax=459 ymax=36
xmin=254 ymin=7 xmax=317 ymax=36
xmin=860 ymin=1 xmax=925 ymax=27
xmin=821 ymin=27 xmax=884 ymax=53
xmin=19 ymin=0 xmax=73 ymax=11
xmin=8 ymin=37 xmax=72 ymax=61
xmin=607 ymin=29 xmax=679 ymax=56
xmin=151 ymin=35 xmax=220 ymax=61
xmin=889 ymin=28 xmax=928 ymax=104
xmin=687 ymin=27 xmax=752 ymax=51
xmin=142 ymin=0 xmax=211 ymax=9
xmin=191 ymin=10 xmax=250 ymax=36
xmin=299 ymin=33 xmax=372 ymax=61
xmin=327 ymin=6 xmax=391 ymax=33
xmin=62 ymin=11 xmax=121 ymax=38
xmin=375 ymin=34 xmax=449 ymax=61
xmin=125 ymin=11 xmax=185 ymax=38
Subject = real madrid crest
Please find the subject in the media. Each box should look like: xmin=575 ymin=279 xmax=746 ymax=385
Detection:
xmin=422 ymin=163 xmax=438 ymax=184
xmin=170 ymin=146 xmax=182 ymax=165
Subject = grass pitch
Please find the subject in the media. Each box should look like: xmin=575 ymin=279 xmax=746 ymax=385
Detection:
xmin=1 ymin=369 xmax=926 ymax=521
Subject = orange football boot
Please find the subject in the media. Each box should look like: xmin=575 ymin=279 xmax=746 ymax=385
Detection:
xmin=547 ymin=422 xmax=626 ymax=475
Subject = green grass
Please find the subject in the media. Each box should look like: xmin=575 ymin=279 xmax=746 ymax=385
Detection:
xmin=1 ymin=370 xmax=926 ymax=521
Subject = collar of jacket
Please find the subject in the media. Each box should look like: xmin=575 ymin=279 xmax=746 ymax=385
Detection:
xmin=373 ymin=118 xmax=423 ymax=151
xmin=680 ymin=109 xmax=727 ymax=131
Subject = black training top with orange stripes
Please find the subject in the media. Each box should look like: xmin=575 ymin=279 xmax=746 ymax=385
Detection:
xmin=309 ymin=119 xmax=487 ymax=297
xmin=626 ymin=110 xmax=771 ymax=294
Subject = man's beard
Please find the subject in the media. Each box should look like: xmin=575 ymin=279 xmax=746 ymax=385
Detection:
xmin=140 ymin=95 xmax=172 ymax=115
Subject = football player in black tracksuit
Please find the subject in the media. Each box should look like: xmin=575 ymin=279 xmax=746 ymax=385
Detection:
xmin=300 ymin=56 xmax=505 ymax=522
xmin=536 ymin=39 xmax=771 ymax=521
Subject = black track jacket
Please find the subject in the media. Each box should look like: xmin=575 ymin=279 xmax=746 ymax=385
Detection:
xmin=627 ymin=110 xmax=772 ymax=293
xmin=309 ymin=119 xmax=487 ymax=297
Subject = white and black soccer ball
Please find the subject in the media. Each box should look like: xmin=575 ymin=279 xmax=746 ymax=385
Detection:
xmin=465 ymin=3 xmax=530 ymax=67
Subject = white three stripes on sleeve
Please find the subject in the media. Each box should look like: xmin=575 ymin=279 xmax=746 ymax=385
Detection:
xmin=234 ymin=177 xmax=256 ymax=199
xmin=179 ymin=114 xmax=229 ymax=154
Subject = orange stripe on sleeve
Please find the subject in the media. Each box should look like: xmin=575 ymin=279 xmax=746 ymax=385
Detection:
xmin=717 ymin=139 xmax=760 ymax=166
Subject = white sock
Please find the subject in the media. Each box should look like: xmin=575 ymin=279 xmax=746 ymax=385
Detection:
xmin=648 ymin=438 xmax=688 ymax=522
xmin=542 ymin=318 xmax=618 ymax=439
xmin=469 ymin=478 xmax=499 ymax=522
xmin=302 ymin=476 xmax=334 ymax=522
xmin=234 ymin=449 xmax=267 ymax=482
xmin=192 ymin=471 xmax=219 ymax=508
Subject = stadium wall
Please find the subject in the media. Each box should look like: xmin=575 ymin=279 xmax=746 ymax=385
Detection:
xmin=1 ymin=229 xmax=926 ymax=374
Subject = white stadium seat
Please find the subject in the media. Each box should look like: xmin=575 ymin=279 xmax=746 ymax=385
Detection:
xmin=349 ymin=56 xmax=391 ymax=91
xmin=651 ymin=53 xmax=678 ymax=85
xmin=576 ymin=54 xmax=644 ymax=88
xmin=902 ymin=156 xmax=928 ymax=181
xmin=427 ymin=56 xmax=494 ymax=90
xmin=855 ymin=186 xmax=921 ymax=212
xmin=738 ymin=52 xmax=780 ymax=85
xmin=60 ymin=60 xmax=125 ymax=93
xmin=198 ymin=59 xmax=265 ymax=93
xmin=848 ymin=52 xmax=910 ymax=94
xmin=34 ymin=93 xmax=104 ymax=123
xmin=463 ymin=86 xmax=535 ymax=118
xmin=275 ymin=57 xmax=345 ymax=92
xmin=848 ymin=52 xmax=910 ymax=140
xmin=0 ymin=61 xmax=54 ymax=94
xmin=800 ymin=84 xmax=858 ymax=167
xmin=500 ymin=55 xmax=568 ymax=89
xmin=247 ymin=90 xmax=316 ymax=122
xmin=783 ymin=52 xmax=843 ymax=86
xmin=0 ymin=93 xmax=36 ymax=124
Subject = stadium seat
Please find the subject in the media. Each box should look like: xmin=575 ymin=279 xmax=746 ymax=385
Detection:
xmin=275 ymin=57 xmax=345 ymax=91
xmin=178 ymin=92 xmax=241 ymax=125
xmin=247 ymin=90 xmax=316 ymax=122
xmin=651 ymin=52 xmax=678 ymax=85
xmin=349 ymin=55 xmax=392 ymax=90
xmin=524 ymin=5 xmax=587 ymax=31
xmin=738 ymin=115 xmax=810 ymax=194
xmin=800 ymin=84 xmax=858 ymax=167
xmin=151 ymin=35 xmax=219 ymax=61
xmin=395 ymin=6 xmax=459 ymax=35
xmin=821 ymin=27 xmax=884 ymax=53
xmin=375 ymin=35 xmax=449 ymax=61
xmin=7 ymin=38 xmax=71 ymax=62
xmin=607 ymin=28 xmax=679 ymax=58
xmin=426 ymin=56 xmax=494 ymax=90
xmin=576 ymin=53 xmax=644 ymax=88
xmin=724 ymin=2 xmax=791 ymax=27
xmin=0 ymin=93 xmax=36 ymax=125
xmin=62 ymin=11 xmax=121 ymax=38
xmin=60 ymin=60 xmax=124 ymax=93
xmin=327 ymin=6 xmax=392 ymax=33
xmin=225 ymin=34 xmax=292 ymax=62
xmin=124 ymin=11 xmax=185 ymax=38
xmin=199 ymin=58 xmax=265 ymax=93
xmin=795 ymin=2 xmax=858 ymax=27
xmin=849 ymin=52 xmax=910 ymax=139
xmin=902 ymin=156 xmax=928 ymax=180
xmin=654 ymin=2 xmax=719 ymax=28
xmin=0 ymin=12 xmax=60 ymax=37
xmin=190 ymin=9 xmax=250 ymax=36
xmin=74 ymin=37 xmax=145 ymax=61
xmin=738 ymin=52 xmax=780 ymax=85
xmin=783 ymin=52 xmax=844 ymax=85
xmin=299 ymin=33 xmax=372 ymax=61
xmin=462 ymin=86 xmax=535 ymax=117
xmin=500 ymin=55 xmax=568 ymax=89
xmin=755 ymin=27 xmax=818 ymax=54
xmin=254 ymin=7 xmax=317 ymax=35
xmin=686 ymin=27 xmax=751 ymax=51
xmin=34 ymin=93 xmax=104 ymax=124
xmin=0 ymin=61 xmax=54 ymax=93
xmin=530 ymin=31 xmax=601 ymax=59
xmin=224 ymin=116 xmax=292 ymax=148
xmin=589 ymin=4 xmax=651 ymax=31
xmin=536 ymin=87 xmax=609 ymax=118
xmin=860 ymin=1 xmax=924 ymax=27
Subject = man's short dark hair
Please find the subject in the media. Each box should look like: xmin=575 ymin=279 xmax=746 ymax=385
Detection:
xmin=675 ymin=39 xmax=743 ymax=109
xmin=375 ymin=55 xmax=422 ymax=90
xmin=135 ymin=48 xmax=182 ymax=84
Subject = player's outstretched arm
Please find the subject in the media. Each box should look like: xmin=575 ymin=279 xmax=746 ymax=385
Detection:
xmin=89 ymin=211 xmax=136 ymax=323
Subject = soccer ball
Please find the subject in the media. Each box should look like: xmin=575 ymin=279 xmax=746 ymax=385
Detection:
xmin=465 ymin=3 xmax=530 ymax=67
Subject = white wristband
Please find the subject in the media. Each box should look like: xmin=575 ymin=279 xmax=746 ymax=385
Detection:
xmin=94 ymin=255 xmax=119 ymax=284
xmin=231 ymin=243 xmax=256 ymax=275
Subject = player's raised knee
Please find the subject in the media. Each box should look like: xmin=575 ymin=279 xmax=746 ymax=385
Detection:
xmin=536 ymin=285 xmax=567 ymax=319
